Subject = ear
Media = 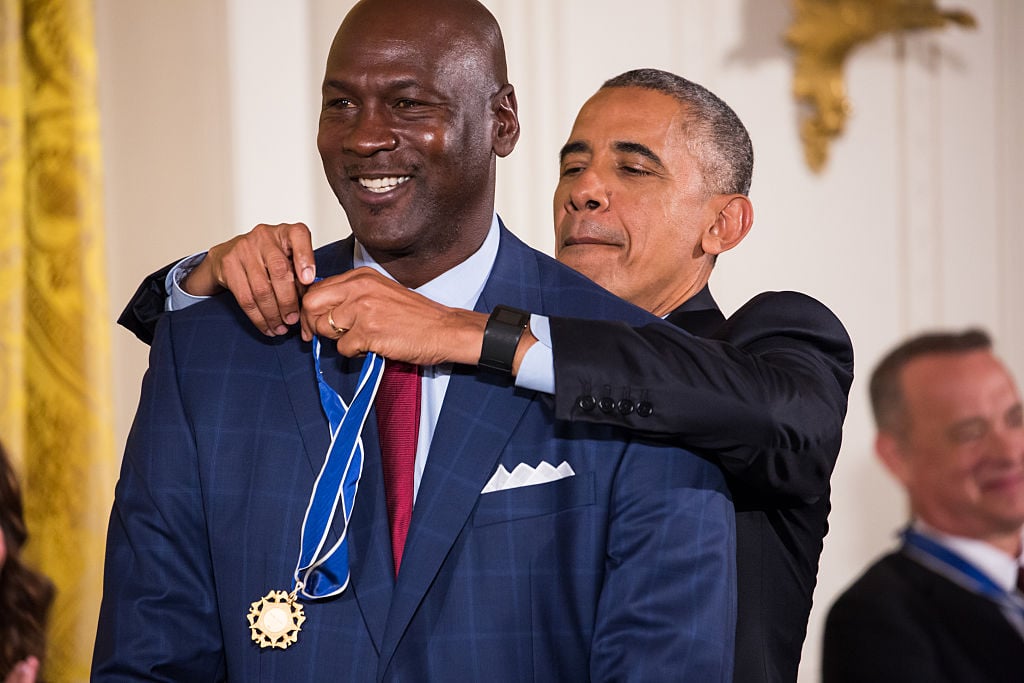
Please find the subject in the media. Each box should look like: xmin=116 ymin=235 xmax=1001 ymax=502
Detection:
xmin=492 ymin=84 xmax=520 ymax=158
xmin=875 ymin=431 xmax=911 ymax=485
xmin=701 ymin=194 xmax=753 ymax=256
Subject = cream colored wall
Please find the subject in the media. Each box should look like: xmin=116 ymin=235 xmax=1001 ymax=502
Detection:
xmin=96 ymin=1 xmax=1024 ymax=680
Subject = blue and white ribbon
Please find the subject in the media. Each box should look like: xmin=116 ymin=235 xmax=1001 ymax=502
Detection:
xmin=293 ymin=338 xmax=385 ymax=599
xmin=903 ymin=527 xmax=1024 ymax=639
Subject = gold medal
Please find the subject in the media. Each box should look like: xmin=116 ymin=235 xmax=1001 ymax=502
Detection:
xmin=247 ymin=589 xmax=306 ymax=649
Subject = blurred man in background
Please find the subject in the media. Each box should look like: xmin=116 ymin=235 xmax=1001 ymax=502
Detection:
xmin=824 ymin=329 xmax=1024 ymax=682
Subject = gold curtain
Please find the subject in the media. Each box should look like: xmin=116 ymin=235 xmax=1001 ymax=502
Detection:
xmin=0 ymin=0 xmax=115 ymax=680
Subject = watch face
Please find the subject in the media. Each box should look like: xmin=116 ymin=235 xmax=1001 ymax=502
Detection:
xmin=494 ymin=306 xmax=528 ymax=327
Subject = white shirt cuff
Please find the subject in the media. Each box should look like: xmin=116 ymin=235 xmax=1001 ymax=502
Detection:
xmin=164 ymin=252 xmax=210 ymax=311
xmin=514 ymin=314 xmax=555 ymax=395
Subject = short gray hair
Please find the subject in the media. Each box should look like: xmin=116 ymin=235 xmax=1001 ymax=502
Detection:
xmin=601 ymin=68 xmax=753 ymax=196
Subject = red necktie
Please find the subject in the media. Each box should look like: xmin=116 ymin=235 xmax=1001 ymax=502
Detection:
xmin=375 ymin=361 xmax=421 ymax=575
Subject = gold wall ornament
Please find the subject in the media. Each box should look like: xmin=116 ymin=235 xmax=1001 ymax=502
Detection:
xmin=786 ymin=0 xmax=976 ymax=172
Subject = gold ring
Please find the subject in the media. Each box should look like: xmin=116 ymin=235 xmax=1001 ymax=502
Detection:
xmin=327 ymin=308 xmax=346 ymax=336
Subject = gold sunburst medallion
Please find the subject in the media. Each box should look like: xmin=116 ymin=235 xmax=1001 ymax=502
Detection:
xmin=247 ymin=589 xmax=306 ymax=649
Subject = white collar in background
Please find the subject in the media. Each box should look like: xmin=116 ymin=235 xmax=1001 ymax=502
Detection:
xmin=913 ymin=519 xmax=1024 ymax=593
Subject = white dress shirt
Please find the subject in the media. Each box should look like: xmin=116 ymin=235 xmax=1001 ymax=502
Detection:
xmin=353 ymin=217 xmax=499 ymax=501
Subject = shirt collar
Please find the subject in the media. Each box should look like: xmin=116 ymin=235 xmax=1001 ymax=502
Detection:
xmin=913 ymin=519 xmax=1024 ymax=593
xmin=352 ymin=213 xmax=500 ymax=310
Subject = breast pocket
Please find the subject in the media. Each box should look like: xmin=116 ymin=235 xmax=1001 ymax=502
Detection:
xmin=472 ymin=472 xmax=595 ymax=527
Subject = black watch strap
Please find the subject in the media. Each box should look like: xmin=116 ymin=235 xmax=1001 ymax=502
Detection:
xmin=479 ymin=305 xmax=531 ymax=374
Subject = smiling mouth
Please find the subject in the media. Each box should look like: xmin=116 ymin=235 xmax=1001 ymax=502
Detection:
xmin=357 ymin=176 xmax=411 ymax=193
xmin=981 ymin=470 xmax=1024 ymax=492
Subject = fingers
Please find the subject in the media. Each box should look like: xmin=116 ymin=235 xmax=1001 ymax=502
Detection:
xmin=295 ymin=269 xmax=478 ymax=367
xmin=298 ymin=268 xmax=379 ymax=342
xmin=286 ymin=223 xmax=316 ymax=285
xmin=216 ymin=236 xmax=281 ymax=335
xmin=326 ymin=307 xmax=348 ymax=337
xmin=263 ymin=250 xmax=301 ymax=330
xmin=301 ymin=294 xmax=349 ymax=343
xmin=215 ymin=223 xmax=312 ymax=336
xmin=5 ymin=656 xmax=39 ymax=683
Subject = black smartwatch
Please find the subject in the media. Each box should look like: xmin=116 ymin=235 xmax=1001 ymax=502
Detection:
xmin=479 ymin=305 xmax=531 ymax=374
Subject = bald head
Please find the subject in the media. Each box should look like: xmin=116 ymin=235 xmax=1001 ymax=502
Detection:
xmin=339 ymin=0 xmax=509 ymax=92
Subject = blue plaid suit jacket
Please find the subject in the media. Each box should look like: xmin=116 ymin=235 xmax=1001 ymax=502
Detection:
xmin=94 ymin=224 xmax=736 ymax=682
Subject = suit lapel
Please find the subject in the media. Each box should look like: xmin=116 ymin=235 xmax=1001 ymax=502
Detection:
xmin=377 ymin=228 xmax=540 ymax=670
xmin=273 ymin=238 xmax=358 ymax=477
xmin=273 ymin=237 xmax=395 ymax=653
xmin=344 ymin=407 xmax=396 ymax=654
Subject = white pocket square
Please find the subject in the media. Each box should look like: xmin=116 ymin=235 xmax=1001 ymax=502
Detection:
xmin=481 ymin=461 xmax=576 ymax=494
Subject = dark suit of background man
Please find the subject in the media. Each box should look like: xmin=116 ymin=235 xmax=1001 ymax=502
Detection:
xmin=120 ymin=66 xmax=853 ymax=681
xmin=823 ymin=329 xmax=1024 ymax=682
xmin=94 ymin=0 xmax=738 ymax=680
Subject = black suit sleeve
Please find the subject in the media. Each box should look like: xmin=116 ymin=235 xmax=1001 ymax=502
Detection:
xmin=116 ymin=262 xmax=176 ymax=345
xmin=550 ymin=291 xmax=854 ymax=501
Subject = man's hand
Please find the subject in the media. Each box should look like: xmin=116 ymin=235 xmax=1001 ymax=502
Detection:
xmin=181 ymin=223 xmax=315 ymax=335
xmin=4 ymin=657 xmax=39 ymax=683
xmin=300 ymin=268 xmax=489 ymax=366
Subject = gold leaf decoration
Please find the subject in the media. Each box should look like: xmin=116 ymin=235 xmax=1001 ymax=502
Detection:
xmin=786 ymin=0 xmax=976 ymax=172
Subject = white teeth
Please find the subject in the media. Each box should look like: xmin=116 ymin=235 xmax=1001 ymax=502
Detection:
xmin=358 ymin=176 xmax=411 ymax=193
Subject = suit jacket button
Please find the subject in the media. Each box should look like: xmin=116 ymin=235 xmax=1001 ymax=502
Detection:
xmin=577 ymin=395 xmax=597 ymax=412
xmin=598 ymin=397 xmax=616 ymax=414
xmin=636 ymin=401 xmax=654 ymax=417
xmin=617 ymin=399 xmax=634 ymax=415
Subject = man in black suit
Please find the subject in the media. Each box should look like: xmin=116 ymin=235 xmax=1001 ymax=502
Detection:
xmin=823 ymin=329 xmax=1024 ymax=682
xmin=120 ymin=69 xmax=853 ymax=682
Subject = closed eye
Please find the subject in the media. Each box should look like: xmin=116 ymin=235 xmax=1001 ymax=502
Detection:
xmin=621 ymin=165 xmax=654 ymax=177
xmin=950 ymin=419 xmax=987 ymax=443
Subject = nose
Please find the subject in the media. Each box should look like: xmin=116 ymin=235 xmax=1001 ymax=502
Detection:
xmin=344 ymin=104 xmax=399 ymax=157
xmin=564 ymin=168 xmax=609 ymax=213
xmin=989 ymin=422 xmax=1024 ymax=466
